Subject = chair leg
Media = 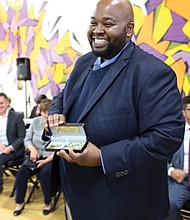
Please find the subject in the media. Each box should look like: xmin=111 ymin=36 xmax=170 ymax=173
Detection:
xmin=10 ymin=175 xmax=40 ymax=201
xmin=4 ymin=166 xmax=18 ymax=197
xmin=4 ymin=170 xmax=10 ymax=176
xmin=26 ymin=176 xmax=40 ymax=203
xmin=3 ymin=157 xmax=26 ymax=198
xmin=10 ymin=184 xmax=16 ymax=197
xmin=52 ymin=190 xmax=62 ymax=211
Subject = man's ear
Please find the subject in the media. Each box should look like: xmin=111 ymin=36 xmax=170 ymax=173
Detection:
xmin=126 ymin=21 xmax=134 ymax=37
xmin=182 ymin=109 xmax=185 ymax=118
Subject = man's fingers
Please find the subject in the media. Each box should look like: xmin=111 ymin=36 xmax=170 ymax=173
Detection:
xmin=48 ymin=114 xmax=65 ymax=127
xmin=57 ymin=150 xmax=75 ymax=163
xmin=58 ymin=114 xmax=65 ymax=124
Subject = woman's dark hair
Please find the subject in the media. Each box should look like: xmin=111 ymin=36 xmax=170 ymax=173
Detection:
xmin=39 ymin=99 xmax=52 ymax=112
xmin=35 ymin=94 xmax=47 ymax=104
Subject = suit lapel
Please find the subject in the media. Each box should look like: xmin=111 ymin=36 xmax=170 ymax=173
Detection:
xmin=77 ymin=42 xmax=135 ymax=122
xmin=64 ymin=63 xmax=93 ymax=114
xmin=6 ymin=110 xmax=12 ymax=137
xmin=180 ymin=142 xmax=185 ymax=168
xmin=173 ymin=142 xmax=184 ymax=169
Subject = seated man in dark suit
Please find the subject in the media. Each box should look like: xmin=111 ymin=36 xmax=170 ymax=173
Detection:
xmin=164 ymin=96 xmax=190 ymax=220
xmin=0 ymin=92 xmax=26 ymax=193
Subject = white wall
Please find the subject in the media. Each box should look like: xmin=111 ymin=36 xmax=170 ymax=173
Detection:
xmin=40 ymin=0 xmax=99 ymax=54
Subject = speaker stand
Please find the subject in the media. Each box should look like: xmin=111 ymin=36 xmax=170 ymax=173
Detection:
xmin=25 ymin=81 xmax=30 ymax=118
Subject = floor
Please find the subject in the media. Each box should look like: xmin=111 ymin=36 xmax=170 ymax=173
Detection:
xmin=0 ymin=171 xmax=66 ymax=220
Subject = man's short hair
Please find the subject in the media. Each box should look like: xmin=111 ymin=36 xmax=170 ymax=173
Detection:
xmin=182 ymin=96 xmax=190 ymax=109
xmin=0 ymin=92 xmax=9 ymax=100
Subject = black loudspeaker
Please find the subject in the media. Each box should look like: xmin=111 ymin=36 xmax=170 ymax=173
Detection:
xmin=17 ymin=58 xmax=31 ymax=81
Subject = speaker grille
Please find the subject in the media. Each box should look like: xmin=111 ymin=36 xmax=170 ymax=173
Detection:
xmin=17 ymin=58 xmax=31 ymax=81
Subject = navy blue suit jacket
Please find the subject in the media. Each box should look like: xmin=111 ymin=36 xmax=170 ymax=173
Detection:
xmin=49 ymin=41 xmax=184 ymax=220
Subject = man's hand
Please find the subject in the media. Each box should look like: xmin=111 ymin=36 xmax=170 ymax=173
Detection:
xmin=171 ymin=168 xmax=187 ymax=183
xmin=43 ymin=114 xmax=66 ymax=131
xmin=2 ymin=146 xmax=13 ymax=155
xmin=0 ymin=143 xmax=6 ymax=152
xmin=57 ymin=142 xmax=101 ymax=167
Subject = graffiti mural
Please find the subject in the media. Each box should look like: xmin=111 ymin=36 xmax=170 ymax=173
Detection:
xmin=132 ymin=0 xmax=190 ymax=95
xmin=0 ymin=0 xmax=82 ymax=100
xmin=0 ymin=0 xmax=189 ymax=103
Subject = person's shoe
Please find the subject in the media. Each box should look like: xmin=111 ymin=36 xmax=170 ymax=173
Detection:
xmin=0 ymin=185 xmax=3 ymax=193
xmin=43 ymin=208 xmax=52 ymax=215
xmin=43 ymin=203 xmax=53 ymax=216
xmin=13 ymin=204 xmax=25 ymax=216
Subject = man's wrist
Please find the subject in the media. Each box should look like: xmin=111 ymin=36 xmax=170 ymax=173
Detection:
xmin=8 ymin=145 xmax=14 ymax=151
xmin=168 ymin=167 xmax=174 ymax=177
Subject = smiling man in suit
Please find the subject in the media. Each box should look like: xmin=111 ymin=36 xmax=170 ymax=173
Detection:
xmin=44 ymin=0 xmax=184 ymax=219
xmin=0 ymin=92 xmax=25 ymax=193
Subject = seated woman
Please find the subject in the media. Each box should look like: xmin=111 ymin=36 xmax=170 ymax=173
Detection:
xmin=13 ymin=99 xmax=54 ymax=216
xmin=29 ymin=94 xmax=47 ymax=118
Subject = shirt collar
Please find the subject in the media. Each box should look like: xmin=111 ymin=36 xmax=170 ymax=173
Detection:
xmin=94 ymin=42 xmax=129 ymax=69
xmin=185 ymin=122 xmax=190 ymax=131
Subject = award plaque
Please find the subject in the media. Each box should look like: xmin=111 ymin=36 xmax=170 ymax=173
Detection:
xmin=44 ymin=123 xmax=88 ymax=152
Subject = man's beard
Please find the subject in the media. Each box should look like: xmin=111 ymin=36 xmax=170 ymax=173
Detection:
xmin=91 ymin=27 xmax=127 ymax=59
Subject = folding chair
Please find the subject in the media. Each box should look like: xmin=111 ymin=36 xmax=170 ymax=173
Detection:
xmin=4 ymin=156 xmax=25 ymax=197
xmin=26 ymin=174 xmax=40 ymax=203
xmin=4 ymin=156 xmax=40 ymax=200
xmin=26 ymin=175 xmax=62 ymax=210
xmin=180 ymin=201 xmax=190 ymax=219
xmin=52 ymin=187 xmax=62 ymax=211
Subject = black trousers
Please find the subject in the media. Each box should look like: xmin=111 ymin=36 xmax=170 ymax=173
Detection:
xmin=15 ymin=160 xmax=52 ymax=204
